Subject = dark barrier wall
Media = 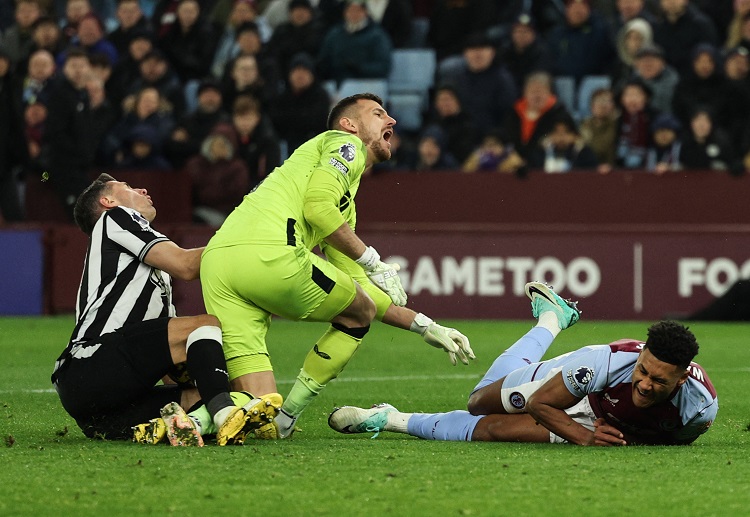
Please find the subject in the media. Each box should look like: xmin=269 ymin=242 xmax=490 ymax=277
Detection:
xmin=0 ymin=230 xmax=44 ymax=315
xmin=2 ymin=171 xmax=749 ymax=317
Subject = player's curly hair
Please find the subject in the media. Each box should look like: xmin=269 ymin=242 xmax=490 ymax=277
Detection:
xmin=326 ymin=92 xmax=384 ymax=130
xmin=644 ymin=320 xmax=699 ymax=369
xmin=73 ymin=173 xmax=116 ymax=235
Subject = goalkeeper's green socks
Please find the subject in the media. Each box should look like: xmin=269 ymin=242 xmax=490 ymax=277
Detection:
xmin=281 ymin=324 xmax=366 ymax=420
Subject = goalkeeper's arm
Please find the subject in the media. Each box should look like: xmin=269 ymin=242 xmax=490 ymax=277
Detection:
xmin=323 ymin=244 xmax=474 ymax=364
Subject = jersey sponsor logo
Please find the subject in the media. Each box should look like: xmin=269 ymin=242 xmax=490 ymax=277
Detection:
xmin=603 ymin=392 xmax=619 ymax=406
xmin=509 ymin=391 xmax=526 ymax=409
xmin=329 ymin=157 xmax=349 ymax=175
xmin=339 ymin=142 xmax=356 ymax=162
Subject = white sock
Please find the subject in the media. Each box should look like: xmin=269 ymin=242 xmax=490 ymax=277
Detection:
xmin=212 ymin=405 xmax=237 ymax=430
xmin=536 ymin=311 xmax=561 ymax=338
xmin=385 ymin=411 xmax=413 ymax=433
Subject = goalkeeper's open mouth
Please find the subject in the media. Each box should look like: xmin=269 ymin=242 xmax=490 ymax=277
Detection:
xmin=383 ymin=129 xmax=393 ymax=147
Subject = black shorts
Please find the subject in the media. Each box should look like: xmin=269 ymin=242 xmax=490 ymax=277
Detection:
xmin=54 ymin=318 xmax=183 ymax=440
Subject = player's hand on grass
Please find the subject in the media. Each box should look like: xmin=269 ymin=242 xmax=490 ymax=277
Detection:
xmin=410 ymin=313 xmax=476 ymax=366
xmin=356 ymin=246 xmax=407 ymax=306
xmin=589 ymin=418 xmax=627 ymax=446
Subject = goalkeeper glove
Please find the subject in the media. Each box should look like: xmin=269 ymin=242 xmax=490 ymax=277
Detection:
xmin=355 ymin=246 xmax=407 ymax=306
xmin=410 ymin=313 xmax=475 ymax=366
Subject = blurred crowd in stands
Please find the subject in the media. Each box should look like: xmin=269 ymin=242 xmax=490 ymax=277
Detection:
xmin=1 ymin=0 xmax=749 ymax=225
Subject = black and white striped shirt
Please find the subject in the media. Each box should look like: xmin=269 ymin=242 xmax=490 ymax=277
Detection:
xmin=52 ymin=206 xmax=175 ymax=381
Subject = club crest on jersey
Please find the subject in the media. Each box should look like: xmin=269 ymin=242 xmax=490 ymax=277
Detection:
xmin=509 ymin=392 xmax=526 ymax=410
xmin=130 ymin=211 xmax=150 ymax=230
xmin=339 ymin=142 xmax=356 ymax=162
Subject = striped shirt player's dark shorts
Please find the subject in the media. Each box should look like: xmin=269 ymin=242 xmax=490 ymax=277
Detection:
xmin=53 ymin=318 xmax=182 ymax=440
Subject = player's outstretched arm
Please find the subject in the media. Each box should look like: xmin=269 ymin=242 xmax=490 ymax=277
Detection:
xmin=526 ymin=373 xmax=627 ymax=446
xmin=382 ymin=305 xmax=476 ymax=365
xmin=144 ymin=241 xmax=204 ymax=281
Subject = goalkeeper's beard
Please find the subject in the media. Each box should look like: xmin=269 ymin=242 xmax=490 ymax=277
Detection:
xmin=367 ymin=139 xmax=391 ymax=163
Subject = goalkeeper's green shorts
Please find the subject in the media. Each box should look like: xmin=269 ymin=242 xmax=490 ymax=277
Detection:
xmin=200 ymin=243 xmax=357 ymax=380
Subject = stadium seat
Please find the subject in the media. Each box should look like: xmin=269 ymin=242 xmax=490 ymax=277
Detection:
xmin=577 ymin=75 xmax=612 ymax=120
xmin=553 ymin=76 xmax=577 ymax=119
xmin=336 ymin=78 xmax=389 ymax=103
xmin=388 ymin=93 xmax=423 ymax=131
xmin=387 ymin=49 xmax=436 ymax=131
xmin=388 ymin=49 xmax=436 ymax=95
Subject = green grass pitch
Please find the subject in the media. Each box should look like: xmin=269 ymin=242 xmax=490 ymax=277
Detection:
xmin=1 ymin=316 xmax=749 ymax=516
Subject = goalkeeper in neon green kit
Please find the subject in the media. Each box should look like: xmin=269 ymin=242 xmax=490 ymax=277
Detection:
xmin=200 ymin=93 xmax=475 ymax=438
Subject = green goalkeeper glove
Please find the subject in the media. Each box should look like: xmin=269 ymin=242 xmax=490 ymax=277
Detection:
xmin=355 ymin=246 xmax=407 ymax=306
xmin=411 ymin=313 xmax=475 ymax=366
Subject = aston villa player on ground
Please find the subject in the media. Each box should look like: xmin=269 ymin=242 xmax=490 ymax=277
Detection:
xmin=330 ymin=282 xmax=718 ymax=446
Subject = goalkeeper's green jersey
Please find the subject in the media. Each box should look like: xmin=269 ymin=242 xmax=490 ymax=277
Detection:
xmin=206 ymin=130 xmax=367 ymax=251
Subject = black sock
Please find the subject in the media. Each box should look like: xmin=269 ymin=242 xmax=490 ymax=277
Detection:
xmin=186 ymin=338 xmax=233 ymax=418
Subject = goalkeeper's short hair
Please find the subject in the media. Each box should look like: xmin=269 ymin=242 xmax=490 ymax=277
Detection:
xmin=327 ymin=93 xmax=384 ymax=130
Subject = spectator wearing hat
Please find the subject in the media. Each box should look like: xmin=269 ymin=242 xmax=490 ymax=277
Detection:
xmin=631 ymin=42 xmax=679 ymax=115
xmin=529 ymin=117 xmax=598 ymax=173
xmin=671 ymin=43 xmax=727 ymax=129
xmin=503 ymin=71 xmax=576 ymax=163
xmin=614 ymin=76 xmax=659 ymax=169
xmin=166 ymin=76 xmax=229 ymax=167
xmin=211 ymin=0 xmax=273 ymax=78
xmin=645 ymin=112 xmax=682 ymax=173
xmin=107 ymin=0 xmax=153 ymax=57
xmin=546 ymin=0 xmax=617 ymax=82
xmin=652 ymin=0 xmax=718 ymax=77
xmin=438 ymin=32 xmax=517 ymax=135
xmin=720 ymin=46 xmax=750 ymax=154
xmin=681 ymin=107 xmax=739 ymax=174
xmin=227 ymin=94 xmax=280 ymax=190
xmin=317 ymin=0 xmax=392 ymax=84
xmin=269 ymin=52 xmax=330 ymax=152
xmin=266 ymin=0 xmax=326 ymax=76
xmin=498 ymin=13 xmax=553 ymax=93
xmin=127 ymin=48 xmax=186 ymax=116
xmin=159 ymin=0 xmax=217 ymax=85
xmin=579 ymin=87 xmax=618 ymax=172
xmin=408 ymin=126 xmax=458 ymax=172
xmin=427 ymin=0 xmax=498 ymax=62
xmin=117 ymin=123 xmax=172 ymax=170
xmin=613 ymin=17 xmax=653 ymax=84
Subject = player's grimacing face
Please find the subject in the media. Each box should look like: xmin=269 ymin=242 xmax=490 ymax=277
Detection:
xmin=353 ymin=100 xmax=395 ymax=164
xmin=106 ymin=181 xmax=156 ymax=222
xmin=631 ymin=349 xmax=688 ymax=408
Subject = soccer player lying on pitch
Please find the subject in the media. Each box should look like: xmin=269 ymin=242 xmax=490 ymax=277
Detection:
xmin=329 ymin=282 xmax=718 ymax=446
xmin=51 ymin=174 xmax=282 ymax=446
